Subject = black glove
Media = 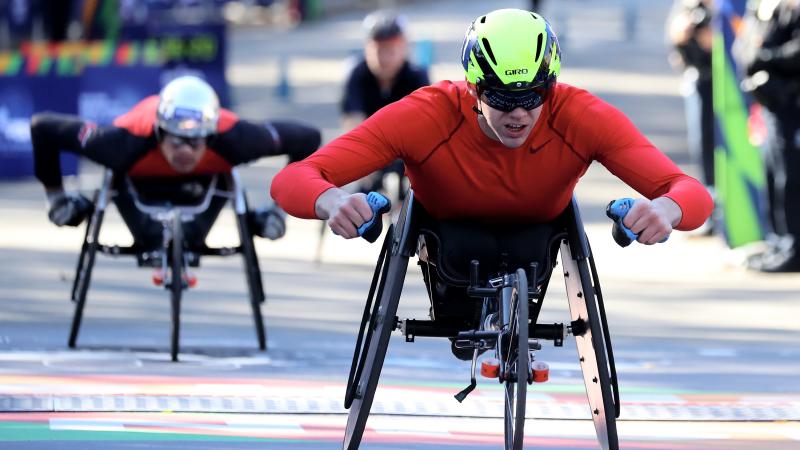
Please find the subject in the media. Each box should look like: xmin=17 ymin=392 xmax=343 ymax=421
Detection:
xmin=47 ymin=193 xmax=93 ymax=227
xmin=251 ymin=205 xmax=287 ymax=240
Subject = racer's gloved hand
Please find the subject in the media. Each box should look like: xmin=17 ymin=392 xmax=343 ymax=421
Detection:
xmin=606 ymin=198 xmax=637 ymax=247
xmin=252 ymin=204 xmax=287 ymax=240
xmin=47 ymin=192 xmax=93 ymax=227
xmin=606 ymin=198 xmax=671 ymax=247
xmin=357 ymin=192 xmax=391 ymax=243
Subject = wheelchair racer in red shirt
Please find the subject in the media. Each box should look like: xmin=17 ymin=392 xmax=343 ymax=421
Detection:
xmin=271 ymin=8 xmax=713 ymax=244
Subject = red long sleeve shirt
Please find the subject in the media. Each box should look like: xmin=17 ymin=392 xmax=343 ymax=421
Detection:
xmin=271 ymin=81 xmax=712 ymax=230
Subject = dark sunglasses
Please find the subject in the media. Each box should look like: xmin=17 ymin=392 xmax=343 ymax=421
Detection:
xmin=481 ymin=86 xmax=551 ymax=112
xmin=162 ymin=133 xmax=206 ymax=150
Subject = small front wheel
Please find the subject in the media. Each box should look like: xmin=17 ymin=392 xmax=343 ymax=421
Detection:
xmin=504 ymin=268 xmax=529 ymax=450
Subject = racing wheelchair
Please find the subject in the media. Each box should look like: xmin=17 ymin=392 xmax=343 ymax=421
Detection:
xmin=344 ymin=190 xmax=628 ymax=450
xmin=68 ymin=168 xmax=267 ymax=362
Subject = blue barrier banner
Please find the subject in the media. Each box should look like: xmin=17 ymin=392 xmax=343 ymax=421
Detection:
xmin=712 ymin=0 xmax=767 ymax=247
xmin=0 ymin=21 xmax=228 ymax=179
xmin=0 ymin=75 xmax=80 ymax=178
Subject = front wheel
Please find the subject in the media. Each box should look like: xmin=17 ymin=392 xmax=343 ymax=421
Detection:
xmin=343 ymin=229 xmax=408 ymax=450
xmin=237 ymin=210 xmax=266 ymax=350
xmin=68 ymin=204 xmax=104 ymax=348
xmin=169 ymin=216 xmax=184 ymax=362
xmin=504 ymin=268 xmax=529 ymax=450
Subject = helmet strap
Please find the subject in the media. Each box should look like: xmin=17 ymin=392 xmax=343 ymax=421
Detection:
xmin=471 ymin=82 xmax=485 ymax=116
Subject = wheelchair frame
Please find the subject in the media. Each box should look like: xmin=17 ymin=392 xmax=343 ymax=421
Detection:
xmin=343 ymin=190 xmax=620 ymax=450
xmin=68 ymin=168 xmax=267 ymax=362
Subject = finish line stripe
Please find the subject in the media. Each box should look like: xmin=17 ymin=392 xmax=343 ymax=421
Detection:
xmin=1 ymin=393 xmax=798 ymax=421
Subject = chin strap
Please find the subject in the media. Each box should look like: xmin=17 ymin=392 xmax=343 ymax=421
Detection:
xmin=472 ymin=84 xmax=484 ymax=116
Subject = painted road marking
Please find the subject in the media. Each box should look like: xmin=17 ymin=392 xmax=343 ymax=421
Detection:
xmin=0 ymin=412 xmax=797 ymax=448
xmin=1 ymin=374 xmax=799 ymax=421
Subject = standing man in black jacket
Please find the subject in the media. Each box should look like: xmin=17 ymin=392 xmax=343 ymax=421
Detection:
xmin=741 ymin=0 xmax=800 ymax=272
xmin=340 ymin=10 xmax=429 ymax=200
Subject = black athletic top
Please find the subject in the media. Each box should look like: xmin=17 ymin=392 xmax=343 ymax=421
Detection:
xmin=31 ymin=95 xmax=321 ymax=189
xmin=341 ymin=59 xmax=429 ymax=118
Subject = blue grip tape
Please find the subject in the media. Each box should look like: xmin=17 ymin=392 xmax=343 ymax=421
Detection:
xmin=357 ymin=192 xmax=391 ymax=243
xmin=606 ymin=198 xmax=669 ymax=247
xmin=606 ymin=198 xmax=638 ymax=244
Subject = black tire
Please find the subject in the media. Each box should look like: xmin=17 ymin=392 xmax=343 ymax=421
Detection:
xmin=560 ymin=196 xmax=618 ymax=450
xmin=237 ymin=211 xmax=267 ymax=350
xmin=342 ymin=238 xmax=408 ymax=450
xmin=576 ymin=257 xmax=618 ymax=450
xmin=345 ymin=226 xmax=393 ymax=409
xmin=504 ymin=268 xmax=529 ymax=450
xmin=68 ymin=206 xmax=104 ymax=348
xmin=169 ymin=216 xmax=184 ymax=362
xmin=70 ymin=207 xmax=95 ymax=302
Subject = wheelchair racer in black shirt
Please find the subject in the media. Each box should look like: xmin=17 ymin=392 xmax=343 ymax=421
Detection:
xmin=30 ymin=75 xmax=321 ymax=242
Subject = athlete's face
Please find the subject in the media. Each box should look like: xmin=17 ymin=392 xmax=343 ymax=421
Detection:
xmin=159 ymin=133 xmax=207 ymax=173
xmin=364 ymin=36 xmax=407 ymax=83
xmin=477 ymin=97 xmax=543 ymax=148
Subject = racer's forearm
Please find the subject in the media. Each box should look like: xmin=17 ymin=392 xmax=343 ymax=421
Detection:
xmin=315 ymin=187 xmax=351 ymax=220
xmin=661 ymin=177 xmax=713 ymax=231
xmin=271 ymin=120 xmax=322 ymax=162
xmin=270 ymin=161 xmax=337 ymax=219
xmin=215 ymin=120 xmax=321 ymax=165
xmin=30 ymin=112 xmax=85 ymax=190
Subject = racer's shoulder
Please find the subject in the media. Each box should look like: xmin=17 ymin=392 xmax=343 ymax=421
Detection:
xmin=406 ymin=80 xmax=467 ymax=111
xmin=217 ymin=107 xmax=238 ymax=133
xmin=550 ymin=83 xmax=601 ymax=110
xmin=112 ymin=96 xmax=159 ymax=136
xmin=549 ymin=82 xmax=618 ymax=124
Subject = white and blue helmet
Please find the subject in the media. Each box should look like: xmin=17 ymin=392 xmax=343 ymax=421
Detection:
xmin=156 ymin=76 xmax=220 ymax=138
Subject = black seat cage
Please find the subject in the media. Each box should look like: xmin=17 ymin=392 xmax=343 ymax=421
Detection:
xmin=91 ymin=168 xmax=251 ymax=261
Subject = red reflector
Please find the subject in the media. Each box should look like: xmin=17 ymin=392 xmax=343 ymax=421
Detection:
xmin=481 ymin=358 xmax=500 ymax=378
xmin=532 ymin=360 xmax=549 ymax=383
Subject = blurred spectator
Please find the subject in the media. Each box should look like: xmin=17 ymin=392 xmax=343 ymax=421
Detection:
xmin=81 ymin=0 xmax=121 ymax=40
xmin=530 ymin=0 xmax=545 ymax=12
xmin=1 ymin=0 xmax=78 ymax=47
xmin=1 ymin=0 xmax=34 ymax=48
xmin=341 ymin=9 xmax=429 ymax=201
xmin=41 ymin=0 xmax=75 ymax=41
xmin=667 ymin=0 xmax=715 ymax=231
xmin=738 ymin=0 xmax=800 ymax=272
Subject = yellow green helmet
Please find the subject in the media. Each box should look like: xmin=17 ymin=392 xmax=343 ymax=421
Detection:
xmin=461 ymin=9 xmax=561 ymax=92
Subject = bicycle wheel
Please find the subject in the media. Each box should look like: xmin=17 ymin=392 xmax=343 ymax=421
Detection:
xmin=342 ymin=238 xmax=408 ymax=450
xmin=169 ymin=216 xmax=184 ymax=362
xmin=68 ymin=204 xmax=104 ymax=348
xmin=504 ymin=268 xmax=529 ymax=450
xmin=560 ymin=242 xmax=618 ymax=450
xmin=237 ymin=209 xmax=266 ymax=350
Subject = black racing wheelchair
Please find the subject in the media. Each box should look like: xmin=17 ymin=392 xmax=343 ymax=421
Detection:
xmin=344 ymin=190 xmax=627 ymax=450
xmin=68 ymin=168 xmax=267 ymax=362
